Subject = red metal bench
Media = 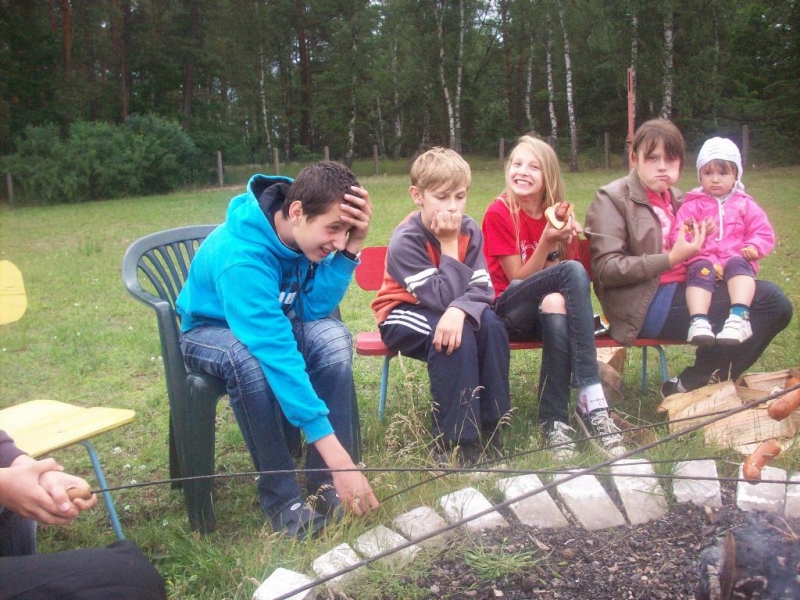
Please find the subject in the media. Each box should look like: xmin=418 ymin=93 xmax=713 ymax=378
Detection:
xmin=354 ymin=245 xmax=683 ymax=419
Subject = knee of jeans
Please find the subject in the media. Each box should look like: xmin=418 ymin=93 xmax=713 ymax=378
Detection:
xmin=304 ymin=318 xmax=353 ymax=364
xmin=562 ymin=260 xmax=590 ymax=291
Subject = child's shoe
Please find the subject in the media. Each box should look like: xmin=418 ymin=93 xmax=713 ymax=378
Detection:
xmin=575 ymin=408 xmax=626 ymax=458
xmin=542 ymin=421 xmax=576 ymax=462
xmin=686 ymin=318 xmax=715 ymax=346
xmin=716 ymin=314 xmax=752 ymax=345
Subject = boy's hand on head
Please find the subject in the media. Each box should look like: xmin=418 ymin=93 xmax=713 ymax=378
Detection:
xmin=341 ymin=185 xmax=372 ymax=253
xmin=433 ymin=307 xmax=466 ymax=355
xmin=741 ymin=245 xmax=758 ymax=260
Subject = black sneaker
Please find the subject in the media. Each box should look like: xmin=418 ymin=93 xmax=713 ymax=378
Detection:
xmin=270 ymin=499 xmax=327 ymax=540
xmin=430 ymin=441 xmax=483 ymax=468
xmin=575 ymin=408 xmax=626 ymax=458
xmin=660 ymin=377 xmax=687 ymax=401
xmin=308 ymin=485 xmax=344 ymax=522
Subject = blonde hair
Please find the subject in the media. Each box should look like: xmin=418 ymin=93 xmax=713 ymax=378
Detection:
xmin=409 ymin=147 xmax=472 ymax=192
xmin=502 ymin=135 xmax=568 ymax=257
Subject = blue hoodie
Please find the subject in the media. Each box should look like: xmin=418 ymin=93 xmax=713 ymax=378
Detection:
xmin=176 ymin=174 xmax=358 ymax=443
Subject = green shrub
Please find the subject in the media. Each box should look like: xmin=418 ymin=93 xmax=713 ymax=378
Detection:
xmin=2 ymin=115 xmax=201 ymax=204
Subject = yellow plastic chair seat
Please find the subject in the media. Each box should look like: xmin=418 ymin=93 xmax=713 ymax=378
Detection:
xmin=0 ymin=260 xmax=27 ymax=326
xmin=0 ymin=400 xmax=135 ymax=539
xmin=0 ymin=400 xmax=135 ymax=457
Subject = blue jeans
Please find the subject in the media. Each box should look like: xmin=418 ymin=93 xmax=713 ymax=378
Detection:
xmin=493 ymin=260 xmax=599 ymax=424
xmin=653 ymin=280 xmax=793 ymax=389
xmin=180 ymin=317 xmax=356 ymax=518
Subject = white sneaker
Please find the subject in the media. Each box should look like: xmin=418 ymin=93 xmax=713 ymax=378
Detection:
xmin=686 ymin=318 xmax=715 ymax=346
xmin=544 ymin=421 xmax=577 ymax=462
xmin=576 ymin=408 xmax=627 ymax=458
xmin=716 ymin=314 xmax=752 ymax=345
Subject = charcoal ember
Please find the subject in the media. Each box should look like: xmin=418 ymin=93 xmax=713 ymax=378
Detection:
xmin=696 ymin=515 xmax=800 ymax=600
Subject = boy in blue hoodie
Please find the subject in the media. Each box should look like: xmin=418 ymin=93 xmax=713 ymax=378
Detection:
xmin=177 ymin=162 xmax=379 ymax=539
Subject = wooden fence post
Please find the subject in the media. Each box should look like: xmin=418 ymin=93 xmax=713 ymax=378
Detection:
xmin=324 ymin=146 xmax=330 ymax=161
xmin=273 ymin=148 xmax=280 ymax=175
xmin=373 ymin=145 xmax=379 ymax=175
xmin=6 ymin=173 xmax=13 ymax=206
xmin=216 ymin=151 xmax=224 ymax=187
xmin=604 ymin=132 xmax=611 ymax=169
xmin=742 ymin=124 xmax=750 ymax=168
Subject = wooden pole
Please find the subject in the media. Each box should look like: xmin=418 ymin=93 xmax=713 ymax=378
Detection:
xmin=373 ymin=145 xmax=379 ymax=175
xmin=742 ymin=124 xmax=749 ymax=169
xmin=604 ymin=132 xmax=611 ymax=170
xmin=216 ymin=151 xmax=223 ymax=187
xmin=273 ymin=148 xmax=280 ymax=175
xmin=627 ymin=67 xmax=636 ymax=168
xmin=6 ymin=173 xmax=13 ymax=206
xmin=324 ymin=146 xmax=330 ymax=161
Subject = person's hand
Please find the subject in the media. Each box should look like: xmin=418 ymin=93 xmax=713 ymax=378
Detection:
xmin=331 ymin=469 xmax=380 ymax=516
xmin=314 ymin=434 xmax=380 ymax=516
xmin=543 ymin=213 xmax=578 ymax=244
xmin=39 ymin=469 xmax=97 ymax=514
xmin=430 ymin=210 xmax=462 ymax=246
xmin=741 ymin=245 xmax=758 ymax=260
xmin=433 ymin=307 xmax=466 ymax=354
xmin=0 ymin=456 xmax=93 ymax=525
xmin=669 ymin=218 xmax=708 ymax=266
xmin=341 ymin=185 xmax=372 ymax=254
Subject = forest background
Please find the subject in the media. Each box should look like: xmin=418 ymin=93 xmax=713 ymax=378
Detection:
xmin=2 ymin=0 xmax=799 ymax=199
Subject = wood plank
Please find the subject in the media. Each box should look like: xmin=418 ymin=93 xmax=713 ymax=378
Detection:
xmin=0 ymin=400 xmax=135 ymax=457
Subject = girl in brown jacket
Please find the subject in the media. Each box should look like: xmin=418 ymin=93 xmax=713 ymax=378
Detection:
xmin=585 ymin=119 xmax=792 ymax=398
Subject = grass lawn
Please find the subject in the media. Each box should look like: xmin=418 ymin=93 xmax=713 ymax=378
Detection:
xmin=1 ymin=159 xmax=798 ymax=599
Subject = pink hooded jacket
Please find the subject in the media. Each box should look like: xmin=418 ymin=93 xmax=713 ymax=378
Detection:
xmin=670 ymin=188 xmax=775 ymax=274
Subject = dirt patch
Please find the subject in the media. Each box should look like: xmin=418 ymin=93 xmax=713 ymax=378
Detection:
xmin=405 ymin=487 xmax=798 ymax=600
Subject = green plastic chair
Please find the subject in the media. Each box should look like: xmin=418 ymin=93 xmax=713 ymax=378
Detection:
xmin=122 ymin=225 xmax=362 ymax=533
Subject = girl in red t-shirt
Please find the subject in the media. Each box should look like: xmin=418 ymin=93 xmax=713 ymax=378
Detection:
xmin=482 ymin=135 xmax=625 ymax=460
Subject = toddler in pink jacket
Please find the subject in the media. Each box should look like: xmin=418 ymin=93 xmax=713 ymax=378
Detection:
xmin=672 ymin=137 xmax=775 ymax=346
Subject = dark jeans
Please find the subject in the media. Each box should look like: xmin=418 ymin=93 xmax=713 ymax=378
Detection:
xmin=379 ymin=304 xmax=510 ymax=444
xmin=180 ymin=316 xmax=356 ymax=517
xmin=492 ymin=260 xmax=599 ymax=424
xmin=686 ymin=255 xmax=755 ymax=293
xmin=0 ymin=513 xmax=165 ymax=600
xmin=653 ymin=280 xmax=793 ymax=389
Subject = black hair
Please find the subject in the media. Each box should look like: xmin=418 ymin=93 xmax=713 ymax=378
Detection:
xmin=281 ymin=161 xmax=360 ymax=220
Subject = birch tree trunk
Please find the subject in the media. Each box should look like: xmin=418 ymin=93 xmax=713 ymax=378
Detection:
xmin=391 ymin=37 xmax=403 ymax=157
xmin=546 ymin=11 xmax=558 ymax=147
xmin=525 ymin=42 xmax=534 ymax=131
xmin=556 ymin=0 xmax=578 ymax=171
xmin=433 ymin=0 xmax=463 ymax=152
xmin=296 ymin=0 xmax=313 ymax=150
xmin=258 ymin=45 xmax=273 ymax=154
xmin=454 ymin=0 xmax=464 ymax=152
xmin=345 ymin=33 xmax=358 ymax=166
xmin=660 ymin=6 xmax=674 ymax=119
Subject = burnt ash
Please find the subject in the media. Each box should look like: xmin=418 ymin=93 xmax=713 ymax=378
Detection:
xmin=392 ymin=488 xmax=798 ymax=600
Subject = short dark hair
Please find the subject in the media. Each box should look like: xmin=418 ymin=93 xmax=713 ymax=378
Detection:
xmin=281 ymin=161 xmax=360 ymax=220
xmin=632 ymin=119 xmax=686 ymax=170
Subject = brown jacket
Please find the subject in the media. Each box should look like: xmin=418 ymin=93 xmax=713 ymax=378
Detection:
xmin=584 ymin=170 xmax=683 ymax=345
